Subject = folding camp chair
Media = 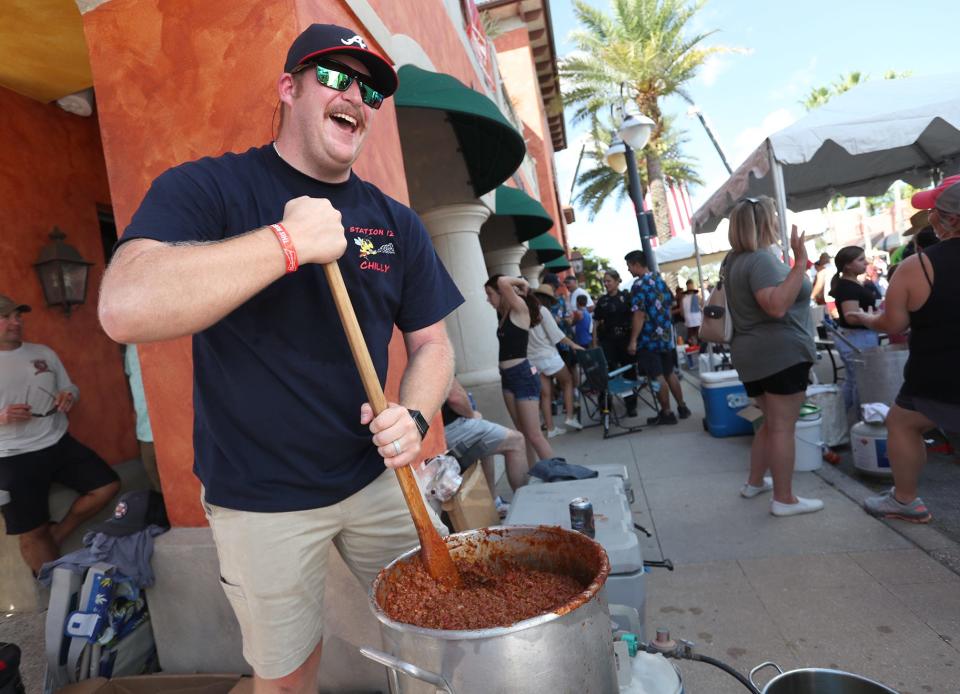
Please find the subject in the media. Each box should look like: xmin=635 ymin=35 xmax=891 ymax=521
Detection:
xmin=575 ymin=348 xmax=656 ymax=439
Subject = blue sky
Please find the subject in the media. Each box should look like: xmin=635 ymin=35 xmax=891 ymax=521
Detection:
xmin=549 ymin=0 xmax=949 ymax=274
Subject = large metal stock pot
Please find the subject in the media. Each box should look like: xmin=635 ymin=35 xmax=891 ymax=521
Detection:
xmin=852 ymin=344 xmax=909 ymax=407
xmin=364 ymin=525 xmax=617 ymax=694
xmin=751 ymin=662 xmax=899 ymax=694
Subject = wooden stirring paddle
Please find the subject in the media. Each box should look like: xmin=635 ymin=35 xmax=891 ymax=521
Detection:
xmin=323 ymin=262 xmax=462 ymax=589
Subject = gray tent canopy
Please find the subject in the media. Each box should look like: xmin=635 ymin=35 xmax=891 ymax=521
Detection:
xmin=692 ymin=73 xmax=960 ymax=251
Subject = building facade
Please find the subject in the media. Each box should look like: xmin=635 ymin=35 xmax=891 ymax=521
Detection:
xmin=1 ymin=0 xmax=569 ymax=673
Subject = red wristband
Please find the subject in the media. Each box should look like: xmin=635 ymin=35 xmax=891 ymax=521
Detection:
xmin=269 ymin=223 xmax=298 ymax=274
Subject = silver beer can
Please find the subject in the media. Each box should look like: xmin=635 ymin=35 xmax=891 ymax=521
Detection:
xmin=569 ymin=497 xmax=595 ymax=538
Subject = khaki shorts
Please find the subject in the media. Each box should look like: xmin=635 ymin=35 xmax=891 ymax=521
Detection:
xmin=202 ymin=469 xmax=447 ymax=679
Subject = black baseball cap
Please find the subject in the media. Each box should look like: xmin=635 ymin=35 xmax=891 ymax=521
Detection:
xmin=540 ymin=272 xmax=561 ymax=288
xmin=93 ymin=490 xmax=169 ymax=537
xmin=284 ymin=24 xmax=398 ymax=97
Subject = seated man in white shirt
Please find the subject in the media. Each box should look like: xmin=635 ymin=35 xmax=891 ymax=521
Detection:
xmin=0 ymin=296 xmax=120 ymax=573
xmin=442 ymin=378 xmax=526 ymax=496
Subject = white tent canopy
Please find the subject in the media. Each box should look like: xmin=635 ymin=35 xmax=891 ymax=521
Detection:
xmin=656 ymin=222 xmax=730 ymax=276
xmin=692 ymin=73 xmax=960 ymax=237
xmin=658 ymin=210 xmax=827 ymax=277
xmin=656 ymin=222 xmax=732 ymax=264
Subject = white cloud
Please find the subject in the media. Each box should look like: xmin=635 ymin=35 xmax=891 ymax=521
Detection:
xmin=687 ymin=107 xmax=798 ymax=209
xmin=730 ymin=107 xmax=797 ymax=166
xmin=697 ymin=54 xmax=729 ymax=87
xmin=565 ymin=201 xmax=639 ymax=284
xmin=769 ymin=57 xmax=819 ymax=101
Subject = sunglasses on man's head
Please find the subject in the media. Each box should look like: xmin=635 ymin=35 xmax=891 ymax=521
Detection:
xmin=293 ymin=59 xmax=385 ymax=110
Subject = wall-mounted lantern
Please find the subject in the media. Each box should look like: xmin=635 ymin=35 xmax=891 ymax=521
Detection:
xmin=34 ymin=227 xmax=92 ymax=316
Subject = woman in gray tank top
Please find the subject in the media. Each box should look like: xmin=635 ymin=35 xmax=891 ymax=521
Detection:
xmin=725 ymin=196 xmax=822 ymax=517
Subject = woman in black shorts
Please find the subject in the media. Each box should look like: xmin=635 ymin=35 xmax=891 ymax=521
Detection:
xmin=484 ymin=275 xmax=554 ymax=468
xmin=725 ymin=197 xmax=822 ymax=517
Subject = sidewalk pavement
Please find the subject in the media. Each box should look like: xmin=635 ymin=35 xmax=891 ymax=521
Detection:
xmin=540 ymin=378 xmax=960 ymax=693
xmin=4 ymin=378 xmax=958 ymax=693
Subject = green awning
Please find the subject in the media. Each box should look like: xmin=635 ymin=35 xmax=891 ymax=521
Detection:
xmin=544 ymin=256 xmax=571 ymax=271
xmin=395 ymin=65 xmax=526 ymax=197
xmin=493 ymin=185 xmax=554 ymax=242
xmin=527 ymin=233 xmax=565 ymax=263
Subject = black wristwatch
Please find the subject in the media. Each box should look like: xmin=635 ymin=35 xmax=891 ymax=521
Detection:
xmin=408 ymin=409 xmax=430 ymax=439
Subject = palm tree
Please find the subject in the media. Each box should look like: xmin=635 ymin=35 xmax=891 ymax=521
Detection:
xmin=801 ymin=70 xmax=910 ymax=111
xmin=561 ymin=0 xmax=729 ymax=244
xmin=575 ymin=113 xmax=702 ymax=220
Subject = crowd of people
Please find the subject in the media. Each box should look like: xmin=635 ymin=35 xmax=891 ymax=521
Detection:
xmin=721 ymin=178 xmax=960 ymax=523
xmin=2 ymin=20 xmax=957 ymax=691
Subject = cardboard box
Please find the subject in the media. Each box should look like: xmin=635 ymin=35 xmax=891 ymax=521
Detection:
xmin=441 ymin=461 xmax=499 ymax=531
xmin=55 ymin=674 xmax=251 ymax=694
xmin=736 ymin=404 xmax=763 ymax=424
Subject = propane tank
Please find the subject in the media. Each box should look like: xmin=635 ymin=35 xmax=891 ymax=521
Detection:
xmin=851 ymin=421 xmax=893 ymax=477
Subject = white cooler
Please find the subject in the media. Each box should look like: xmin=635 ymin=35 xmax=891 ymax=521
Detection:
xmin=505 ymin=476 xmax=646 ymax=638
xmin=526 ymin=462 xmax=635 ymax=505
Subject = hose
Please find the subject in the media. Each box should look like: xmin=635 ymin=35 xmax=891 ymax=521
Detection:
xmin=634 ymin=639 xmax=759 ymax=693
xmin=689 ymin=653 xmax=760 ymax=693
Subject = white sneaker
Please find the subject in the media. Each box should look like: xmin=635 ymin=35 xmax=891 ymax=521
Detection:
xmin=494 ymin=496 xmax=510 ymax=519
xmin=546 ymin=426 xmax=566 ymax=438
xmin=564 ymin=418 xmax=583 ymax=431
xmin=740 ymin=476 xmax=773 ymax=499
xmin=771 ymin=496 xmax=824 ymax=517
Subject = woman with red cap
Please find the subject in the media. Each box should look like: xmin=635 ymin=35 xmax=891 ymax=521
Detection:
xmin=856 ymin=176 xmax=960 ymax=523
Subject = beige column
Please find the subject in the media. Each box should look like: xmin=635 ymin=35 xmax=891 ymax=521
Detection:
xmin=484 ymin=245 xmax=528 ymax=279
xmin=521 ymin=263 xmax=543 ymax=289
xmin=420 ymin=203 xmax=512 ymax=425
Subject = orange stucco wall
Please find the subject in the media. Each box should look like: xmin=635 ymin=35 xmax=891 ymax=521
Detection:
xmin=81 ymin=0 xmax=451 ymax=526
xmin=372 ymin=0 xmax=481 ymax=90
xmin=0 ymin=86 xmax=138 ymax=464
xmin=494 ymin=28 xmax=566 ymax=246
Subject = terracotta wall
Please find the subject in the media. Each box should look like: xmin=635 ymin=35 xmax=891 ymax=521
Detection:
xmin=81 ymin=0 xmax=460 ymax=526
xmin=494 ymin=28 xmax=566 ymax=243
xmin=372 ymin=0 xmax=480 ymax=88
xmin=0 ymin=86 xmax=137 ymax=464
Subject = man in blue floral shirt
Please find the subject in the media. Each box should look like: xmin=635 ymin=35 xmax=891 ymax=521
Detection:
xmin=625 ymin=250 xmax=691 ymax=425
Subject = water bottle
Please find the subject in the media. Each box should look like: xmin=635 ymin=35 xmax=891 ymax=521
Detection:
xmin=467 ymin=391 xmax=478 ymax=411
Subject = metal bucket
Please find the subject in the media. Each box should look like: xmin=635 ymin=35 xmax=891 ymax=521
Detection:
xmin=365 ymin=525 xmax=617 ymax=694
xmin=852 ymin=344 xmax=909 ymax=407
xmin=751 ymin=662 xmax=899 ymax=693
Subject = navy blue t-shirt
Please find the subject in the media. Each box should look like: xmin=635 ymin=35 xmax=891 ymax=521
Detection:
xmin=121 ymin=145 xmax=464 ymax=512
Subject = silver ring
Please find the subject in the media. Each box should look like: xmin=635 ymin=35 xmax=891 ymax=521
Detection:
xmin=392 ymin=440 xmax=402 ymax=456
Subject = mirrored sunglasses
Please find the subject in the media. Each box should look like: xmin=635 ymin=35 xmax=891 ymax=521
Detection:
xmin=294 ymin=59 xmax=385 ymax=110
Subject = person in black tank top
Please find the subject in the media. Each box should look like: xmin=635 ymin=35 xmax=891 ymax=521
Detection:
xmin=855 ymin=178 xmax=960 ymax=524
xmin=484 ymin=275 xmax=555 ymax=470
xmin=828 ymin=246 xmax=880 ymax=413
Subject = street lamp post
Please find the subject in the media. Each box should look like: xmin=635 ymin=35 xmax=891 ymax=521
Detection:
xmin=606 ymin=113 xmax=658 ymax=272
